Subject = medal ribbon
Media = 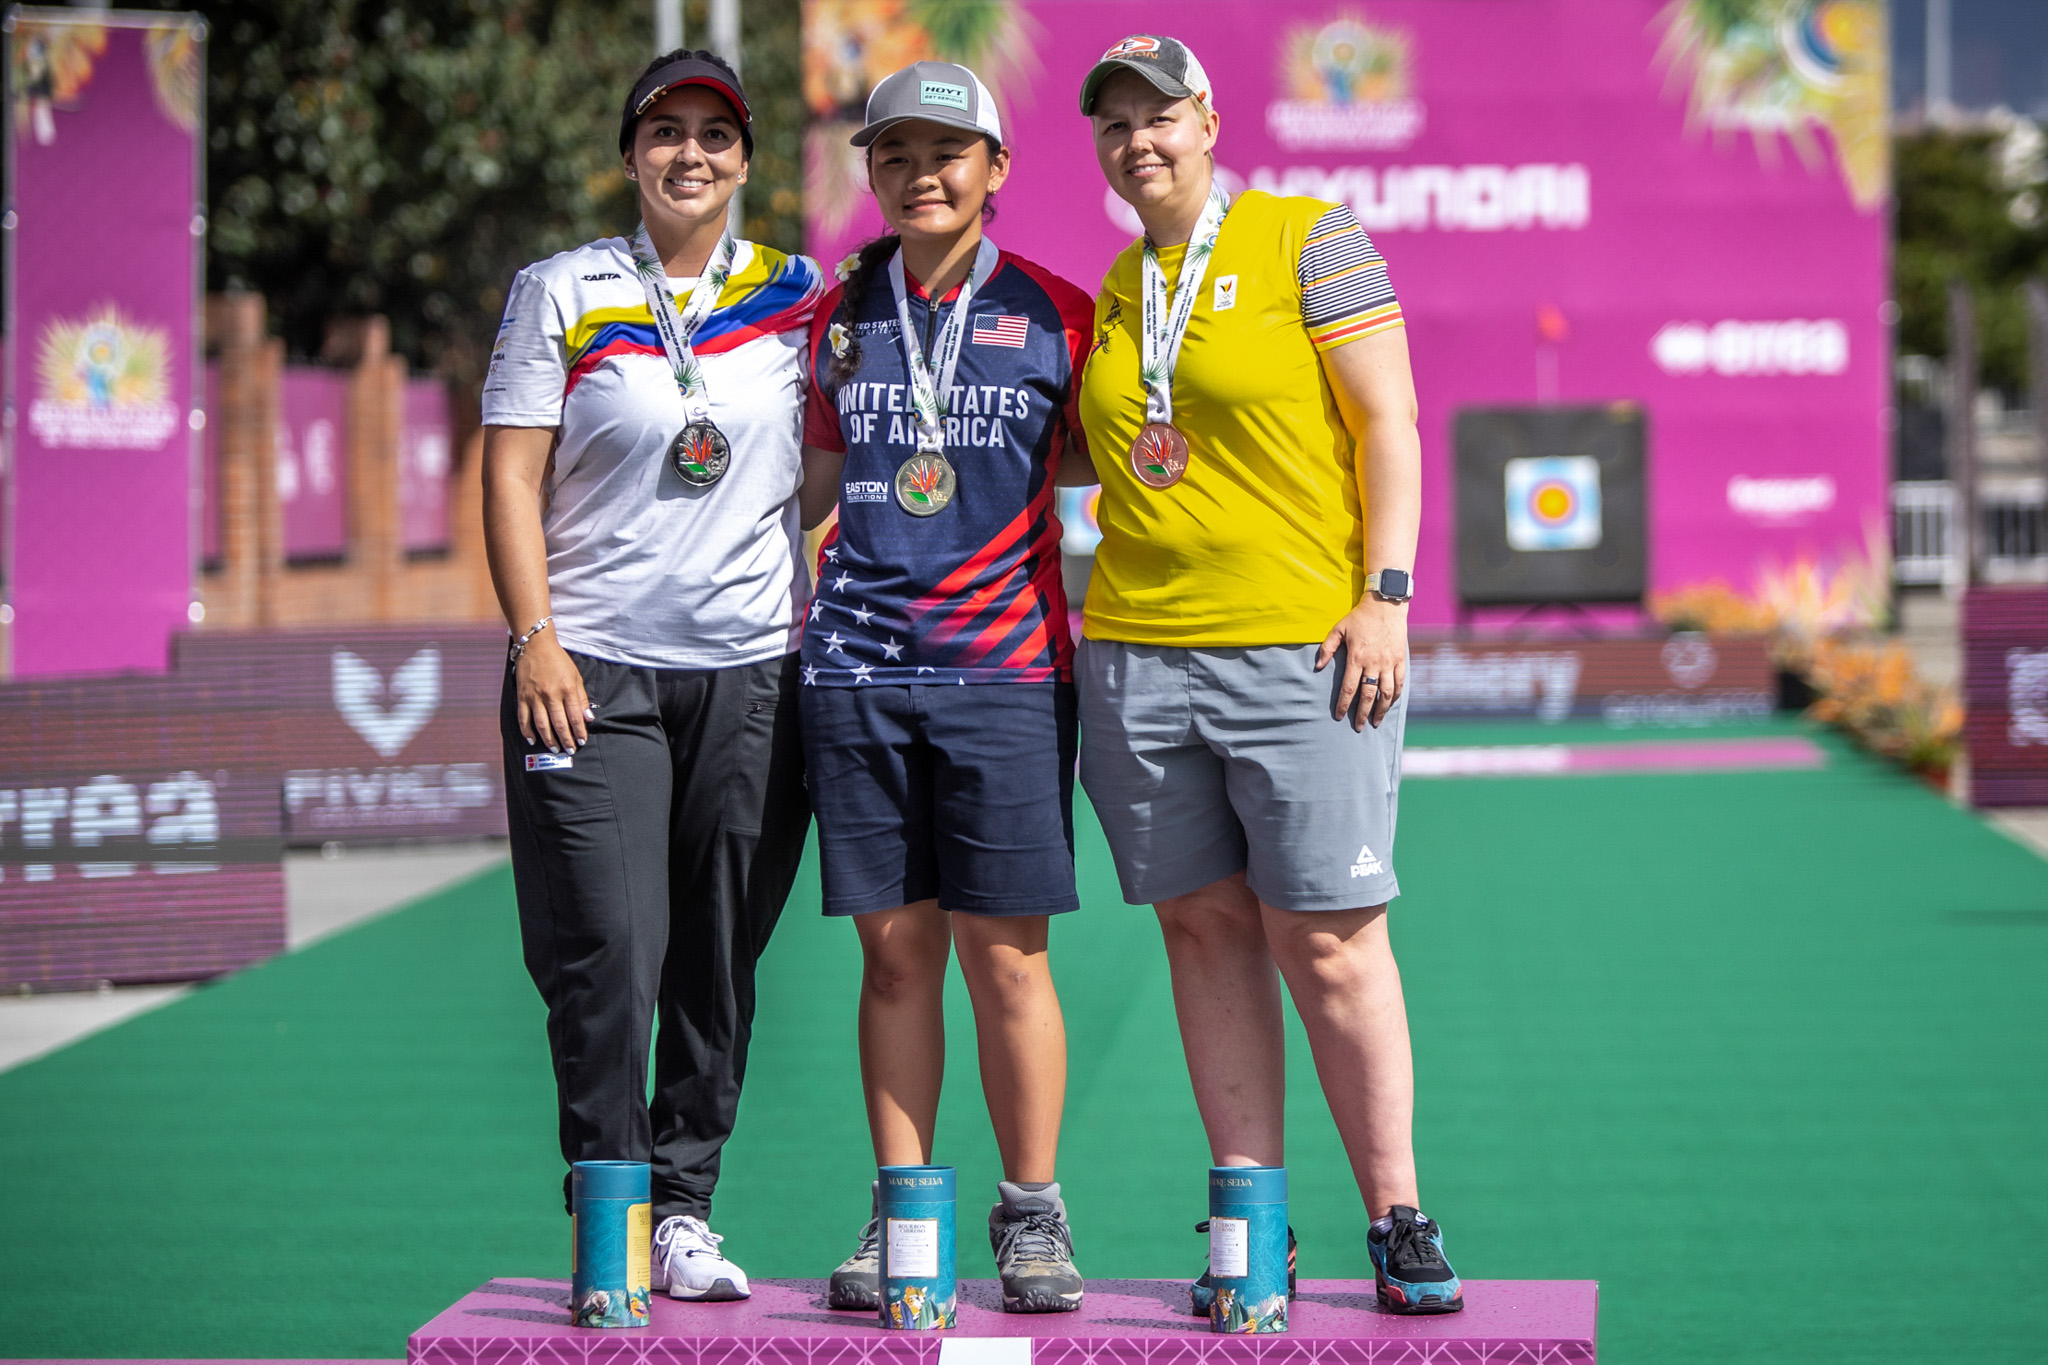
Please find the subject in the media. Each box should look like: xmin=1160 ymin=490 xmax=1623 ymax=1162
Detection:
xmin=631 ymin=223 xmax=738 ymax=425
xmin=1138 ymin=187 xmax=1230 ymax=427
xmin=888 ymin=236 xmax=1001 ymax=455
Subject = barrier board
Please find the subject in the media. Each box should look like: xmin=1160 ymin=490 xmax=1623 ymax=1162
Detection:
xmin=0 ymin=671 xmax=283 ymax=992
xmin=173 ymin=625 xmax=508 ymax=844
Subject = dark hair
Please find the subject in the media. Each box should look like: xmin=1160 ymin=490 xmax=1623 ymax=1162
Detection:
xmin=621 ymin=48 xmax=754 ymax=160
xmin=825 ymin=150 xmax=1001 ymax=389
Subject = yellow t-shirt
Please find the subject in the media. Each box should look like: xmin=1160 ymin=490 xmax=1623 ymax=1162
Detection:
xmin=1078 ymin=191 xmax=1404 ymax=645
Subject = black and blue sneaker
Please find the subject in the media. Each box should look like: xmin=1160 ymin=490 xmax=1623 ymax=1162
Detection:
xmin=1368 ymin=1206 xmax=1462 ymax=1314
xmin=1188 ymin=1220 xmax=1297 ymax=1316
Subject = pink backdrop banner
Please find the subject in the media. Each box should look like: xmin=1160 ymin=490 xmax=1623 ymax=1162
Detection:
xmin=400 ymin=377 xmax=452 ymax=554
xmin=277 ymin=366 xmax=349 ymax=560
xmin=803 ymin=0 xmax=1889 ymax=625
xmin=5 ymin=13 xmax=204 ymax=674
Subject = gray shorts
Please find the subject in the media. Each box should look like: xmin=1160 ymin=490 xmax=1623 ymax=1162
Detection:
xmin=1076 ymin=639 xmax=1405 ymax=912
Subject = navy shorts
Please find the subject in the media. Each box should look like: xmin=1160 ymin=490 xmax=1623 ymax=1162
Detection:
xmin=800 ymin=682 xmax=1079 ymax=917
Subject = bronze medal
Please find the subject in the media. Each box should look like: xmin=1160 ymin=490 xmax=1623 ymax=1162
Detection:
xmin=669 ymin=419 xmax=730 ymax=486
xmin=895 ymin=454 xmax=957 ymax=516
xmin=1130 ymin=422 xmax=1190 ymax=489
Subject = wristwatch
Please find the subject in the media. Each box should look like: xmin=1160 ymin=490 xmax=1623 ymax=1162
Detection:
xmin=1367 ymin=569 xmax=1413 ymax=603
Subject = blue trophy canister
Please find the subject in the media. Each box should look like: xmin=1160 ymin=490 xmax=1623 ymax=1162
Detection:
xmin=1207 ymin=1166 xmax=1288 ymax=1333
xmin=571 ymin=1161 xmax=651 ymax=1328
xmin=877 ymin=1165 xmax=956 ymax=1329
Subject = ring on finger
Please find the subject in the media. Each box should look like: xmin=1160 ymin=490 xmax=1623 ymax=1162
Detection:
xmin=1364 ymin=676 xmax=1380 ymax=687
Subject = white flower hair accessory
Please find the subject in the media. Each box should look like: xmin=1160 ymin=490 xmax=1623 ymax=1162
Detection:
xmin=828 ymin=322 xmax=850 ymax=358
xmin=834 ymin=251 xmax=863 ymax=282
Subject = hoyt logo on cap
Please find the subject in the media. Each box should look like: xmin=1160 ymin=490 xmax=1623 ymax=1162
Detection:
xmin=852 ymin=59 xmax=1004 ymax=147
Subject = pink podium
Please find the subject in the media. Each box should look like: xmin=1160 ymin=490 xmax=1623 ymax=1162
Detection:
xmin=409 ymin=1278 xmax=1596 ymax=1364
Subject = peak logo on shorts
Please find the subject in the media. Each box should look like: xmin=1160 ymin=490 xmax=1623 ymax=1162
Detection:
xmin=1350 ymin=842 xmax=1383 ymax=877
xmin=844 ymin=479 xmax=891 ymax=504
xmin=920 ymin=81 xmax=969 ymax=111
xmin=525 ymin=752 xmax=574 ymax=772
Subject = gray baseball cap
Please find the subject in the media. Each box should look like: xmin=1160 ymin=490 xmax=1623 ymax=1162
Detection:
xmin=1078 ymin=34 xmax=1216 ymax=116
xmin=851 ymin=60 xmax=1004 ymax=148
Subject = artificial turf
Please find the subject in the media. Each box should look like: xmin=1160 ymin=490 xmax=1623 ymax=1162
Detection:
xmin=1 ymin=717 xmax=2043 ymax=1362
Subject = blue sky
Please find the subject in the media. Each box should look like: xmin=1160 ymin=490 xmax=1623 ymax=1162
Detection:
xmin=1893 ymin=0 xmax=2048 ymax=116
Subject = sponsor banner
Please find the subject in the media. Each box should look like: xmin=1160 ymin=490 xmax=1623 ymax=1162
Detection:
xmin=4 ymin=13 xmax=205 ymax=674
xmin=1962 ymin=589 xmax=2048 ymax=805
xmin=278 ymin=366 xmax=350 ymax=560
xmin=0 ymin=671 xmax=284 ymax=991
xmin=401 ymin=377 xmax=453 ymax=554
xmin=1405 ymin=633 xmax=1775 ymax=723
xmin=803 ymin=0 xmax=1887 ymax=623
xmin=173 ymin=625 xmax=509 ymax=843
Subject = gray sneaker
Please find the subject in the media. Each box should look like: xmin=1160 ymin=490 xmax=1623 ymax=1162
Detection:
xmin=827 ymin=1192 xmax=881 ymax=1311
xmin=988 ymin=1180 xmax=1083 ymax=1313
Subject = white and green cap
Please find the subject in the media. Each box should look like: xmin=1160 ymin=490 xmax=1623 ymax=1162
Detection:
xmin=1078 ymin=34 xmax=1216 ymax=116
xmin=851 ymin=60 xmax=1004 ymax=147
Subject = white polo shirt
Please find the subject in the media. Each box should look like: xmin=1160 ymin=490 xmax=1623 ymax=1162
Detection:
xmin=483 ymin=236 xmax=825 ymax=669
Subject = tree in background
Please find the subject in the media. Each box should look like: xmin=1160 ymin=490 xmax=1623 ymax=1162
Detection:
xmin=112 ymin=0 xmax=802 ymax=396
xmin=1894 ymin=118 xmax=2048 ymax=398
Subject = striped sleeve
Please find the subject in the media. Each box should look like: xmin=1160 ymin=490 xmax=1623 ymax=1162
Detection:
xmin=1296 ymin=204 xmax=1403 ymax=350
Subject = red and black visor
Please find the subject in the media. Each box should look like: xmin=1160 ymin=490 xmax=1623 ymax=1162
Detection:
xmin=619 ymin=55 xmax=752 ymax=157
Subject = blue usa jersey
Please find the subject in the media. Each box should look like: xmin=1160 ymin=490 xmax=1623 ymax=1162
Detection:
xmin=801 ymin=249 xmax=1093 ymax=686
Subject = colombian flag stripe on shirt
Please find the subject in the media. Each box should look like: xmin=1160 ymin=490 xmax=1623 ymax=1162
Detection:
xmin=564 ymin=248 xmax=823 ymax=395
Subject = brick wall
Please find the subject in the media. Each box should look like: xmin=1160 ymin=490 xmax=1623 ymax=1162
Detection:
xmin=198 ymin=294 xmax=499 ymax=633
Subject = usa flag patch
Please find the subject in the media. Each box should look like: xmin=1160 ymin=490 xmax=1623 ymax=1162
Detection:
xmin=972 ymin=314 xmax=1029 ymax=347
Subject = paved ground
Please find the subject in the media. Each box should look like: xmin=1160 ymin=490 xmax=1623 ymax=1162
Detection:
xmin=0 ymin=841 xmax=507 ymax=1074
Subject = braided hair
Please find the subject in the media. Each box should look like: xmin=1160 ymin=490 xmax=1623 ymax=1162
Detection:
xmin=825 ymin=160 xmax=1001 ymax=392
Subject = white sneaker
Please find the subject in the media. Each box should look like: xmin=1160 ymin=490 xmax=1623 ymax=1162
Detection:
xmin=652 ymin=1215 xmax=751 ymax=1301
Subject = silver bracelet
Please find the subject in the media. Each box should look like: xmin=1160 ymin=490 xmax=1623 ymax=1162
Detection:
xmin=508 ymin=614 xmax=553 ymax=664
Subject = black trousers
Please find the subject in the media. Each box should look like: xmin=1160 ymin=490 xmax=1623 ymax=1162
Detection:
xmin=502 ymin=649 xmax=809 ymax=1223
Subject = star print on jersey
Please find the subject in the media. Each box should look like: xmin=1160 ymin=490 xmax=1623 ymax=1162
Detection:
xmin=799 ymin=247 xmax=1092 ymax=686
xmin=810 ymin=598 xmax=825 ymax=621
xmin=803 ymin=665 xmax=819 ymax=685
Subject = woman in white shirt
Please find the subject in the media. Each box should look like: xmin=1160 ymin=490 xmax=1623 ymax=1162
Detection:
xmin=480 ymin=48 xmax=823 ymax=1309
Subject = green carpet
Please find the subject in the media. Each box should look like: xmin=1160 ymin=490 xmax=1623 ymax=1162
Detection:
xmin=2 ymin=718 xmax=2044 ymax=1361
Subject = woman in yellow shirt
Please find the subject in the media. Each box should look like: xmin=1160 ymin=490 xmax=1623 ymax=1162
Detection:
xmin=1073 ymin=34 xmax=1462 ymax=1315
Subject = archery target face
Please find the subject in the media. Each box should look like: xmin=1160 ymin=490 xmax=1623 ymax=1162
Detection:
xmin=1505 ymin=454 xmax=1602 ymax=551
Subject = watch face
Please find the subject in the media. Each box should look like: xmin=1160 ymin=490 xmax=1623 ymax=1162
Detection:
xmin=1377 ymin=570 xmax=1412 ymax=600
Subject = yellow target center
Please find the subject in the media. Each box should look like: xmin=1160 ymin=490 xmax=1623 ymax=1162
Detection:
xmin=1533 ymin=484 xmax=1573 ymax=521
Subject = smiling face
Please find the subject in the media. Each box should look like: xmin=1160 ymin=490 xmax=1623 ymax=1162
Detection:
xmin=625 ymin=85 xmax=748 ymax=236
xmin=866 ymin=119 xmax=1010 ymax=246
xmin=1089 ymin=69 xmax=1218 ymax=219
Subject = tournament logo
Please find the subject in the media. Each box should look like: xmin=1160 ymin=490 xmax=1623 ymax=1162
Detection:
xmin=1266 ymin=12 xmax=1423 ymax=152
xmin=1657 ymin=0 xmax=1886 ymax=211
xmin=28 ymin=303 xmax=179 ymax=450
